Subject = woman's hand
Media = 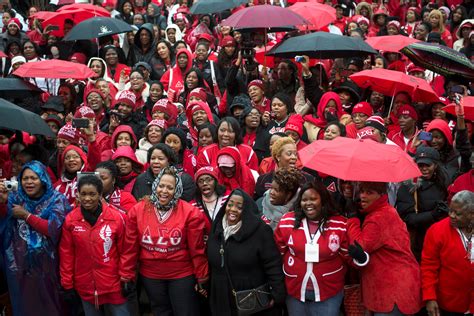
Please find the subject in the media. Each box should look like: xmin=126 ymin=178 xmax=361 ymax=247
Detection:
xmin=12 ymin=204 xmax=29 ymax=220
xmin=81 ymin=120 xmax=95 ymax=143
xmin=195 ymin=282 xmax=208 ymax=298
xmin=262 ymin=111 xmax=271 ymax=126
xmin=426 ymin=300 xmax=440 ymax=316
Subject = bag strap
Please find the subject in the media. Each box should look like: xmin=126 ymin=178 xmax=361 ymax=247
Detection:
xmin=413 ymin=186 xmax=419 ymax=214
xmin=220 ymin=241 xmax=237 ymax=296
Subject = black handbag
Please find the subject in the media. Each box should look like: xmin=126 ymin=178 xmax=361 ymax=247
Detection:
xmin=221 ymin=243 xmax=273 ymax=316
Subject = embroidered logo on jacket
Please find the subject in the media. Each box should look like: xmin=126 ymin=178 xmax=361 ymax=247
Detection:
xmin=328 ymin=233 xmax=340 ymax=252
xmin=99 ymin=225 xmax=113 ymax=262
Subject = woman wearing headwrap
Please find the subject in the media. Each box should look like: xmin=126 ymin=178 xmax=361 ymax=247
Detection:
xmin=126 ymin=166 xmax=209 ymax=316
xmin=0 ymin=161 xmax=71 ymax=316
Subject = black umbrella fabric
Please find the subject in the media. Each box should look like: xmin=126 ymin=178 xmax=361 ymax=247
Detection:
xmin=0 ymin=78 xmax=43 ymax=98
xmin=266 ymin=32 xmax=377 ymax=59
xmin=0 ymin=98 xmax=55 ymax=137
xmin=401 ymin=42 xmax=474 ymax=80
xmin=64 ymin=17 xmax=133 ymax=41
xmin=190 ymin=0 xmax=248 ymax=14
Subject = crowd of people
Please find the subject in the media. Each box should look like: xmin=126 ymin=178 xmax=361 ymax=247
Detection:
xmin=0 ymin=0 xmax=473 ymax=315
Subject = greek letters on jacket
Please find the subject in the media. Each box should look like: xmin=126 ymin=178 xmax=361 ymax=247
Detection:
xmin=274 ymin=213 xmax=349 ymax=303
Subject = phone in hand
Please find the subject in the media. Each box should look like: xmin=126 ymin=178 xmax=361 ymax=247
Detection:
xmin=295 ymin=56 xmax=306 ymax=63
xmin=72 ymin=118 xmax=90 ymax=129
xmin=418 ymin=131 xmax=433 ymax=142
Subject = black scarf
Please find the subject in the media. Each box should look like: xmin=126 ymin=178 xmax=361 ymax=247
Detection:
xmin=81 ymin=202 xmax=103 ymax=227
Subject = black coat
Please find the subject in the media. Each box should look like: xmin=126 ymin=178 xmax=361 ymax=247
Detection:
xmin=207 ymin=189 xmax=286 ymax=316
xmin=131 ymin=167 xmax=196 ymax=202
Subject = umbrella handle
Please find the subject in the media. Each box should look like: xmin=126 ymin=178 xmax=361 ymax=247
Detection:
xmin=386 ymin=90 xmax=396 ymax=120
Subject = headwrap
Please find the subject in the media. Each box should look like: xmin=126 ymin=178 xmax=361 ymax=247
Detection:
xmin=150 ymin=166 xmax=183 ymax=214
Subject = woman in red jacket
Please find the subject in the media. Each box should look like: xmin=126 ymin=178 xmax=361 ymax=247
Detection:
xmin=421 ymin=190 xmax=474 ymax=315
xmin=274 ymin=181 xmax=355 ymax=315
xmin=216 ymin=146 xmax=256 ymax=196
xmin=126 ymin=166 xmax=208 ymax=316
xmin=59 ymin=175 xmax=136 ymax=316
xmin=111 ymin=146 xmax=144 ymax=193
xmin=346 ymin=181 xmax=422 ymax=315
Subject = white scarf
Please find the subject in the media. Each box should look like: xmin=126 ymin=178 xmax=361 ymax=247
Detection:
xmin=222 ymin=215 xmax=242 ymax=241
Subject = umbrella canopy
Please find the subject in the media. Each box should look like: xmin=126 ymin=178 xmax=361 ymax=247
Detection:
xmin=401 ymin=42 xmax=474 ymax=80
xmin=0 ymin=78 xmax=43 ymax=98
xmin=190 ymin=0 xmax=248 ymax=14
xmin=266 ymin=32 xmax=377 ymax=59
xmin=0 ymin=98 xmax=55 ymax=137
xmin=288 ymin=2 xmax=336 ymax=30
xmin=442 ymin=96 xmax=474 ymax=120
xmin=13 ymin=60 xmax=96 ymax=79
xmin=299 ymin=137 xmax=421 ymax=182
xmin=42 ymin=7 xmax=110 ymax=37
xmin=57 ymin=3 xmax=110 ymax=16
xmin=64 ymin=17 xmax=133 ymax=41
xmin=365 ymin=35 xmax=420 ymax=53
xmin=222 ymin=5 xmax=308 ymax=31
xmin=350 ymin=68 xmax=439 ymax=103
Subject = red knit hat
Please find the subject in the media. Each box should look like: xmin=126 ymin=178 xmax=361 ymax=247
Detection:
xmin=247 ymin=79 xmax=265 ymax=91
xmin=147 ymin=119 xmax=167 ymax=130
xmin=57 ymin=123 xmax=81 ymax=144
xmin=114 ymin=90 xmax=136 ymax=109
xmin=69 ymin=52 xmax=87 ymax=64
xmin=397 ymin=104 xmax=418 ymax=120
xmin=285 ymin=114 xmax=304 ymax=137
xmin=357 ymin=126 xmax=380 ymax=142
xmin=85 ymin=88 xmax=105 ymax=101
xmin=406 ymin=62 xmax=424 ymax=74
xmin=194 ymin=166 xmax=219 ymax=182
xmin=188 ymin=88 xmax=207 ymax=102
xmin=220 ymin=35 xmax=236 ymax=47
xmin=152 ymin=99 xmax=178 ymax=126
xmin=8 ymin=18 xmax=21 ymax=29
xmin=352 ymin=102 xmax=374 ymax=117
xmin=365 ymin=115 xmax=387 ymax=133
xmin=74 ymin=106 xmax=95 ymax=119
xmin=387 ymin=20 xmax=401 ymax=31
xmin=198 ymin=33 xmax=214 ymax=43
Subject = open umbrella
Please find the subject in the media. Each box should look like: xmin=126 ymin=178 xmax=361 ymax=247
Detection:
xmin=13 ymin=60 xmax=96 ymax=79
xmin=0 ymin=78 xmax=43 ymax=98
xmin=299 ymin=137 xmax=421 ymax=182
xmin=267 ymin=32 xmax=377 ymax=59
xmin=350 ymin=68 xmax=439 ymax=103
xmin=221 ymin=5 xmax=308 ymax=32
xmin=42 ymin=8 xmax=110 ymax=37
xmin=288 ymin=2 xmax=336 ymax=30
xmin=365 ymin=35 xmax=420 ymax=53
xmin=401 ymin=42 xmax=474 ymax=80
xmin=442 ymin=96 xmax=474 ymax=120
xmin=190 ymin=0 xmax=248 ymax=14
xmin=64 ymin=17 xmax=133 ymax=41
xmin=0 ymin=98 xmax=55 ymax=137
xmin=57 ymin=3 xmax=110 ymax=16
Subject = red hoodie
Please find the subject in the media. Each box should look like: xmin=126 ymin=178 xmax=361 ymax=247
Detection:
xmin=303 ymin=91 xmax=344 ymax=141
xmin=216 ymin=146 xmax=256 ymax=196
xmin=160 ymin=48 xmax=193 ymax=102
xmin=112 ymin=146 xmax=143 ymax=193
xmin=102 ymin=125 xmax=138 ymax=161
xmin=185 ymin=101 xmax=215 ymax=146
xmin=426 ymin=119 xmax=453 ymax=146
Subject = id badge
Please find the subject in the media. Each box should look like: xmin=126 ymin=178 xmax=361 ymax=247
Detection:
xmin=305 ymin=243 xmax=319 ymax=263
xmin=470 ymin=241 xmax=474 ymax=262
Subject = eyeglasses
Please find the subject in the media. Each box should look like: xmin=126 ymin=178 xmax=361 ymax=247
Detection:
xmin=130 ymin=76 xmax=144 ymax=81
xmin=197 ymin=176 xmax=214 ymax=185
xmin=64 ymin=155 xmax=81 ymax=161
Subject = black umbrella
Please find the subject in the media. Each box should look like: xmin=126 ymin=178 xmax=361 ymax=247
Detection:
xmin=401 ymin=42 xmax=474 ymax=80
xmin=0 ymin=98 xmax=55 ymax=137
xmin=266 ymin=32 xmax=377 ymax=59
xmin=190 ymin=0 xmax=248 ymax=14
xmin=64 ymin=17 xmax=133 ymax=41
xmin=0 ymin=78 xmax=43 ymax=98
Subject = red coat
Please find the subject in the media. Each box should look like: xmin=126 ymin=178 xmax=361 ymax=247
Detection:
xmin=126 ymin=199 xmax=209 ymax=281
xmin=447 ymin=170 xmax=474 ymax=203
xmin=196 ymin=143 xmax=259 ymax=172
xmin=388 ymin=128 xmax=420 ymax=155
xmin=421 ymin=218 xmax=474 ymax=313
xmin=274 ymin=213 xmax=349 ymax=302
xmin=347 ymin=195 xmax=422 ymax=314
xmin=105 ymin=188 xmax=138 ymax=212
xmin=59 ymin=204 xmax=135 ymax=305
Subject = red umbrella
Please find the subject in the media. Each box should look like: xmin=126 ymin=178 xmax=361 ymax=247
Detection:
xmin=31 ymin=11 xmax=55 ymax=21
xmin=13 ymin=60 xmax=96 ymax=79
xmin=221 ymin=5 xmax=308 ymax=30
xmin=365 ymin=35 xmax=420 ymax=53
xmin=442 ymin=97 xmax=474 ymax=120
xmin=299 ymin=137 xmax=421 ymax=182
xmin=350 ymin=68 xmax=439 ymax=103
xmin=42 ymin=8 xmax=110 ymax=37
xmin=57 ymin=3 xmax=110 ymax=16
xmin=57 ymin=0 xmax=75 ymax=5
xmin=288 ymin=2 xmax=336 ymax=30
xmin=0 ymin=51 xmax=7 ymax=58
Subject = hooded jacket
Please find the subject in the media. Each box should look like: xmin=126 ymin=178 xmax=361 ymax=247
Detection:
xmin=160 ymin=48 xmax=193 ymax=102
xmin=85 ymin=57 xmax=118 ymax=103
xmin=112 ymin=146 xmax=143 ymax=193
xmin=162 ymin=127 xmax=196 ymax=178
xmin=165 ymin=24 xmax=184 ymax=43
xmin=128 ymin=23 xmax=157 ymax=66
xmin=145 ymin=3 xmax=167 ymax=30
xmin=102 ymin=125 xmax=138 ymax=161
xmin=303 ymin=92 xmax=344 ymax=142
xmin=216 ymin=147 xmax=256 ymax=196
xmin=185 ymin=100 xmax=215 ymax=145
xmin=426 ymin=119 xmax=459 ymax=181
xmin=207 ymin=189 xmax=286 ymax=315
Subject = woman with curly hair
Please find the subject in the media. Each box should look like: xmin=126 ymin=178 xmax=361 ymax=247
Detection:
xmin=259 ymin=167 xmax=304 ymax=230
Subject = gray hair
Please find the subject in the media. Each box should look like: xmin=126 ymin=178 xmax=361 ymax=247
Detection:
xmin=451 ymin=190 xmax=474 ymax=213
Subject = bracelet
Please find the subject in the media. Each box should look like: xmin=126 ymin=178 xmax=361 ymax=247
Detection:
xmin=25 ymin=213 xmax=31 ymax=222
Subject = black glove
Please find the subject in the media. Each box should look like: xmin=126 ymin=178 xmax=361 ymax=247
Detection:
xmin=348 ymin=241 xmax=368 ymax=264
xmin=121 ymin=281 xmax=136 ymax=299
xmin=431 ymin=201 xmax=449 ymax=221
xmin=60 ymin=288 xmax=79 ymax=305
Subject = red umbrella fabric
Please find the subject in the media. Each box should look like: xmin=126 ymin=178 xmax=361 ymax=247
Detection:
xmin=42 ymin=8 xmax=110 ymax=37
xmin=350 ymin=68 xmax=439 ymax=103
xmin=288 ymin=2 xmax=336 ymax=30
xmin=13 ymin=60 xmax=96 ymax=79
xmin=57 ymin=3 xmax=111 ymax=15
xmin=365 ymin=35 xmax=420 ymax=53
xmin=221 ymin=5 xmax=308 ymax=30
xmin=442 ymin=97 xmax=474 ymax=120
xmin=299 ymin=137 xmax=421 ymax=182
